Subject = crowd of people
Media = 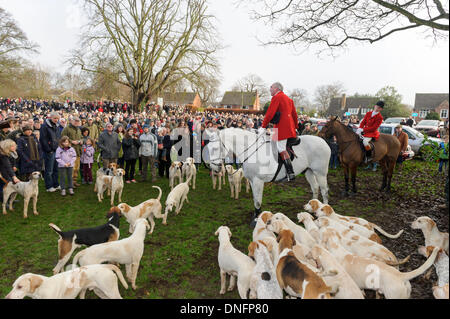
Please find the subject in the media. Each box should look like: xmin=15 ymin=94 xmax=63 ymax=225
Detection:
xmin=1 ymin=96 xmax=448 ymax=201
xmin=0 ymin=98 xmax=320 ymax=200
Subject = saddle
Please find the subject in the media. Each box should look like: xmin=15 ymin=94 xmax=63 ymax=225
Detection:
xmin=358 ymin=137 xmax=375 ymax=163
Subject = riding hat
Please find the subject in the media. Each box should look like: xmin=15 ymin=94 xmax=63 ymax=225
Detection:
xmin=375 ymin=101 xmax=385 ymax=108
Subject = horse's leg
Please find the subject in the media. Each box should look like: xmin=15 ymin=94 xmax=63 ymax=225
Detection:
xmin=350 ymin=165 xmax=358 ymax=195
xmin=304 ymin=169 xmax=319 ymax=200
xmin=249 ymin=178 xmax=264 ymax=228
xmin=314 ymin=173 xmax=329 ymax=204
xmin=342 ymin=164 xmax=349 ymax=197
xmin=379 ymin=158 xmax=388 ymax=191
xmin=386 ymin=158 xmax=397 ymax=193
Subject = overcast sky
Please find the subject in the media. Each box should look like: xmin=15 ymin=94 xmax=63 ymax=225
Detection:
xmin=1 ymin=0 xmax=448 ymax=105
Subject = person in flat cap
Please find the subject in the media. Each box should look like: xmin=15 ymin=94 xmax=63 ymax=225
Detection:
xmin=0 ymin=120 xmax=11 ymax=141
xmin=356 ymin=100 xmax=385 ymax=162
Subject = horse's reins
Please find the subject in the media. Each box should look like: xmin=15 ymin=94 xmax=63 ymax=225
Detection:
xmin=209 ymin=131 xmax=268 ymax=174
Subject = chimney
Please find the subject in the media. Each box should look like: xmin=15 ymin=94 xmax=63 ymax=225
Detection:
xmin=340 ymin=94 xmax=347 ymax=110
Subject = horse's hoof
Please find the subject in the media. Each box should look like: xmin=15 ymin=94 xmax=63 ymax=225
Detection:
xmin=341 ymin=191 xmax=349 ymax=197
xmin=250 ymin=218 xmax=257 ymax=228
xmin=34 ymin=212 xmax=39 ymax=216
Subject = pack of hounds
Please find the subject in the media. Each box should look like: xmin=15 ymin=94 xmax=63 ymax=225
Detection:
xmin=4 ymin=157 xmax=199 ymax=299
xmin=3 ymin=162 xmax=448 ymax=299
xmin=216 ymin=199 xmax=449 ymax=299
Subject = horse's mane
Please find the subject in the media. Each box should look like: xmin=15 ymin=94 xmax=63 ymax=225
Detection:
xmin=334 ymin=119 xmax=359 ymax=139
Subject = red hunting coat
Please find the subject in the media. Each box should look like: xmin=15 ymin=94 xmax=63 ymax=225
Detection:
xmin=359 ymin=111 xmax=383 ymax=140
xmin=262 ymin=91 xmax=298 ymax=141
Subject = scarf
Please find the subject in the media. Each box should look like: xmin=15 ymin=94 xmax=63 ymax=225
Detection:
xmin=28 ymin=135 xmax=39 ymax=161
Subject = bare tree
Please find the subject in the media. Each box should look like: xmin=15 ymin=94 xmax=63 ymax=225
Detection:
xmin=190 ymin=72 xmax=222 ymax=104
xmin=314 ymin=82 xmax=346 ymax=113
xmin=244 ymin=0 xmax=449 ymax=53
xmin=69 ymin=0 xmax=221 ymax=111
xmin=231 ymin=73 xmax=270 ymax=100
xmin=289 ymin=88 xmax=311 ymax=111
xmin=0 ymin=7 xmax=39 ymax=83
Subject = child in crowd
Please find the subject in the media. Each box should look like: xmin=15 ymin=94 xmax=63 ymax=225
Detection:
xmin=55 ymin=136 xmax=77 ymax=196
xmin=81 ymin=137 xmax=95 ymax=184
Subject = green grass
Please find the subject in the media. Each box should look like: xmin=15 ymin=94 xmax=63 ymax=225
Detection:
xmin=0 ymin=159 xmax=445 ymax=299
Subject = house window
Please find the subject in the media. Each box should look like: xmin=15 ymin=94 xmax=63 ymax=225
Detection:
xmin=348 ymin=108 xmax=359 ymax=115
xmin=419 ymin=110 xmax=429 ymax=118
xmin=360 ymin=108 xmax=371 ymax=115
xmin=242 ymin=106 xmax=249 ymax=110
xmin=440 ymin=109 xmax=448 ymax=119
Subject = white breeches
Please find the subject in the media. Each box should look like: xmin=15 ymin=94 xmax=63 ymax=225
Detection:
xmin=277 ymin=139 xmax=287 ymax=153
xmin=363 ymin=137 xmax=372 ymax=147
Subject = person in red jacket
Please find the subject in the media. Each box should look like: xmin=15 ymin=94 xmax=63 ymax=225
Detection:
xmin=356 ymin=100 xmax=384 ymax=162
xmin=261 ymin=82 xmax=299 ymax=181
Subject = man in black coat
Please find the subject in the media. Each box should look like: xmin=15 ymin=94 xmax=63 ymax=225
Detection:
xmin=40 ymin=112 xmax=62 ymax=192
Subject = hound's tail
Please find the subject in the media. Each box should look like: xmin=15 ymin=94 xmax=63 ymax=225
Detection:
xmin=49 ymin=223 xmax=64 ymax=238
xmin=371 ymin=223 xmax=404 ymax=239
xmin=402 ymin=247 xmax=439 ymax=281
xmin=106 ymin=264 xmax=129 ymax=289
xmin=152 ymin=186 xmax=162 ymax=201
xmin=185 ymin=172 xmax=193 ymax=185
xmin=386 ymin=254 xmax=411 ymax=266
xmin=71 ymin=250 xmax=86 ymax=269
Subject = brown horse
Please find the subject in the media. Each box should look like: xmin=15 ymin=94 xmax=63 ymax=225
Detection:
xmin=319 ymin=117 xmax=401 ymax=196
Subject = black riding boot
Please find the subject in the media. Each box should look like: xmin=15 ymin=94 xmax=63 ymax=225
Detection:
xmin=281 ymin=151 xmax=295 ymax=181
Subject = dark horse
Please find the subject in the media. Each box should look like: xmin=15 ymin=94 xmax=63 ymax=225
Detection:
xmin=319 ymin=117 xmax=401 ymax=195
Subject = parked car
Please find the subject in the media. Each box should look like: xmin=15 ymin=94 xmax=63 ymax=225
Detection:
xmin=384 ymin=117 xmax=406 ymax=125
xmin=379 ymin=123 xmax=442 ymax=154
xmin=414 ymin=120 xmax=444 ymax=137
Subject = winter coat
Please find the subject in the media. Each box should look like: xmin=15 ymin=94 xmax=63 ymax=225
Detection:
xmin=122 ymin=137 xmax=141 ymax=161
xmin=359 ymin=111 xmax=383 ymax=140
xmin=55 ymin=146 xmax=77 ymax=168
xmin=40 ymin=118 xmax=61 ymax=153
xmin=395 ymin=131 xmax=409 ymax=153
xmin=61 ymin=124 xmax=82 ymax=156
xmin=16 ymin=133 xmax=43 ymax=175
xmin=84 ymin=123 xmax=99 ymax=141
xmin=262 ymin=91 xmax=299 ymax=141
xmin=80 ymin=144 xmax=95 ymax=164
xmin=0 ymin=152 xmax=16 ymax=182
xmin=97 ymin=131 xmax=122 ymax=160
xmin=139 ymin=132 xmax=158 ymax=157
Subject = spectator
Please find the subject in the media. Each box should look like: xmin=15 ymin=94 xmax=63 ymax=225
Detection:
xmin=406 ymin=116 xmax=415 ymax=127
xmin=329 ymin=136 xmax=339 ymax=169
xmin=55 ymin=136 xmax=77 ymax=196
xmin=84 ymin=118 xmax=99 ymax=143
xmin=16 ymin=126 xmax=43 ymax=181
xmin=61 ymin=117 xmax=83 ymax=187
xmin=394 ymin=124 xmax=409 ymax=171
xmin=115 ymin=124 xmax=125 ymax=168
xmin=97 ymin=122 xmax=122 ymax=169
xmin=80 ymin=137 xmax=95 ymax=185
xmin=301 ymin=123 xmax=312 ymax=135
xmin=438 ymin=135 xmax=449 ymax=173
xmin=0 ymin=139 xmax=21 ymax=203
xmin=122 ymin=128 xmax=141 ymax=183
xmin=139 ymin=124 xmax=158 ymax=182
xmin=40 ymin=112 xmax=62 ymax=192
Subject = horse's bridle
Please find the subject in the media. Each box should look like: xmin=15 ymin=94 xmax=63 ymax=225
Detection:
xmin=207 ymin=130 xmax=269 ymax=173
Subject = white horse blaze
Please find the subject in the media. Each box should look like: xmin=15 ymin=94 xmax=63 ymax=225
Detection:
xmin=205 ymin=128 xmax=331 ymax=213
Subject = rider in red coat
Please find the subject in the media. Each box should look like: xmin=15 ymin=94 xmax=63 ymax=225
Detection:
xmin=261 ymin=82 xmax=299 ymax=181
xmin=356 ymin=100 xmax=384 ymax=161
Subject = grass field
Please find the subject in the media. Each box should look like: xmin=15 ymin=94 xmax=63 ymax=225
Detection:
xmin=0 ymin=159 xmax=447 ymax=299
